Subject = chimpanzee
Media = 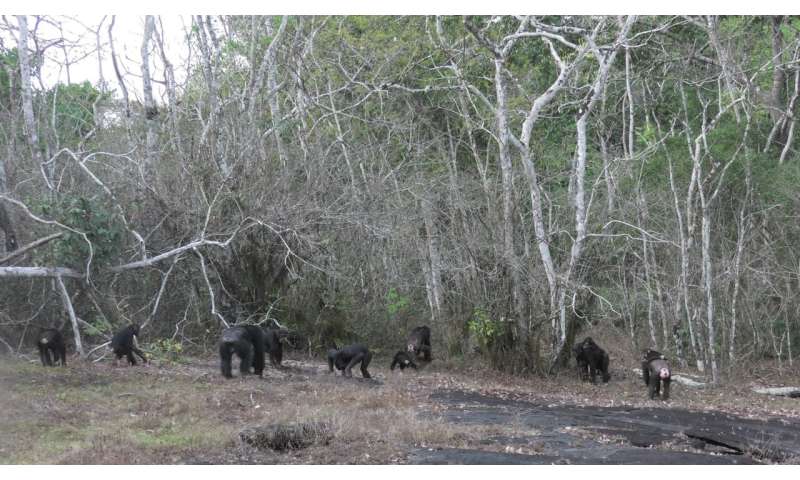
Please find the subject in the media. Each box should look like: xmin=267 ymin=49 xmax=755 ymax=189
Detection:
xmin=37 ymin=328 xmax=67 ymax=367
xmin=219 ymin=325 xmax=266 ymax=378
xmin=390 ymin=350 xmax=418 ymax=371
xmin=573 ymin=336 xmax=610 ymax=384
xmin=407 ymin=326 xmax=432 ymax=361
xmin=572 ymin=342 xmax=588 ymax=381
xmin=642 ymin=349 xmax=672 ymax=401
xmin=111 ymin=324 xmax=148 ymax=366
xmin=264 ymin=328 xmax=283 ymax=368
xmin=327 ymin=344 xmax=372 ymax=378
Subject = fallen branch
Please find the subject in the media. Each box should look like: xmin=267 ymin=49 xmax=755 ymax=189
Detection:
xmin=0 ymin=232 xmax=62 ymax=265
xmin=0 ymin=266 xmax=83 ymax=278
xmin=632 ymin=368 xmax=708 ymax=387
xmin=753 ymin=386 xmax=800 ymax=398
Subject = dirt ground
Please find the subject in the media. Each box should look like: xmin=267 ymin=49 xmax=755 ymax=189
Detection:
xmin=1 ymin=351 xmax=799 ymax=464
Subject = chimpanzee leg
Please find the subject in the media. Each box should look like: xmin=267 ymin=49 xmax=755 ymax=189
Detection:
xmin=360 ymin=351 xmax=372 ymax=378
xmin=648 ymin=378 xmax=658 ymax=399
xmin=662 ymin=378 xmax=670 ymax=401
xmin=240 ymin=345 xmax=253 ymax=375
xmin=589 ymin=365 xmax=598 ymax=384
xmin=126 ymin=351 xmax=138 ymax=366
xmin=220 ymin=343 xmax=233 ymax=378
xmin=39 ymin=346 xmax=49 ymax=366
xmin=59 ymin=344 xmax=67 ymax=366
xmin=131 ymin=346 xmax=148 ymax=364
xmin=344 ymin=353 xmax=365 ymax=378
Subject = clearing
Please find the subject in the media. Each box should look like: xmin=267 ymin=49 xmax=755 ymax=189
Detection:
xmin=1 ymin=354 xmax=798 ymax=464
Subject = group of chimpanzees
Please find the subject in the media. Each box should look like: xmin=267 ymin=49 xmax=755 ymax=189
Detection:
xmin=572 ymin=336 xmax=673 ymax=400
xmin=35 ymin=322 xmax=669 ymax=400
xmin=37 ymin=323 xmax=147 ymax=367
xmin=390 ymin=325 xmax=432 ymax=371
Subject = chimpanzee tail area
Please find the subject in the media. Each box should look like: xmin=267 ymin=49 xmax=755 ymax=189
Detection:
xmin=390 ymin=350 xmax=418 ymax=371
xmin=572 ymin=337 xmax=611 ymax=384
xmin=219 ymin=325 xmax=266 ymax=378
xmin=327 ymin=344 xmax=372 ymax=378
xmin=37 ymin=328 xmax=67 ymax=367
xmin=111 ymin=324 xmax=148 ymax=366
xmin=642 ymin=349 xmax=672 ymax=400
xmin=407 ymin=326 xmax=432 ymax=361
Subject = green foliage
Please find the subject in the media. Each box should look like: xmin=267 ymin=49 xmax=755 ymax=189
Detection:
xmin=0 ymin=48 xmax=19 ymax=108
xmin=45 ymin=81 xmax=104 ymax=141
xmin=148 ymin=338 xmax=185 ymax=363
xmin=467 ymin=307 xmax=501 ymax=351
xmin=385 ymin=287 xmax=410 ymax=316
xmin=34 ymin=195 xmax=125 ymax=268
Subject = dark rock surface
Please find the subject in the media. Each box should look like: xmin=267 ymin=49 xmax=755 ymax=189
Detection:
xmin=411 ymin=389 xmax=800 ymax=464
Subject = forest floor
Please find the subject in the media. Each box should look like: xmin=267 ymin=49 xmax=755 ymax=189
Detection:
xmin=1 ymin=352 xmax=799 ymax=464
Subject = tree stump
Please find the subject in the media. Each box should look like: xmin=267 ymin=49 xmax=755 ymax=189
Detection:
xmin=239 ymin=421 xmax=333 ymax=451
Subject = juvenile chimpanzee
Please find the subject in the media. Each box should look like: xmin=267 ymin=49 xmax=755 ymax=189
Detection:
xmin=642 ymin=349 xmax=672 ymax=401
xmin=219 ymin=325 xmax=266 ymax=378
xmin=390 ymin=350 xmax=418 ymax=371
xmin=37 ymin=328 xmax=67 ymax=367
xmin=407 ymin=326 xmax=432 ymax=361
xmin=111 ymin=324 xmax=148 ymax=366
xmin=264 ymin=328 xmax=283 ymax=368
xmin=573 ymin=337 xmax=611 ymax=384
xmin=327 ymin=344 xmax=372 ymax=378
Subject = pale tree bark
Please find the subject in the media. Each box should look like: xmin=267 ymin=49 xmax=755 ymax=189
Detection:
xmin=17 ymin=16 xmax=48 ymax=187
xmin=108 ymin=16 xmax=131 ymax=118
xmin=194 ymin=15 xmax=230 ymax=176
xmin=56 ymin=276 xmax=84 ymax=357
xmin=153 ymin=16 xmax=183 ymax=158
xmin=552 ymin=17 xmax=636 ymax=363
xmin=422 ymin=197 xmax=444 ymax=324
xmin=141 ymin=15 xmax=158 ymax=168
xmin=247 ymin=16 xmax=289 ymax=167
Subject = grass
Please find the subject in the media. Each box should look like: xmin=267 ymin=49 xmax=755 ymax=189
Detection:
xmin=2 ymin=350 xmax=798 ymax=464
xmin=0 ymin=354 xmax=482 ymax=464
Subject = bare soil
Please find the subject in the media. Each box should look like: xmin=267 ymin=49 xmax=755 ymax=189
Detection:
xmin=1 ymin=352 xmax=798 ymax=464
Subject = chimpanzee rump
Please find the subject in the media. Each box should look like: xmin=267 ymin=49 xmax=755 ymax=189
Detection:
xmin=390 ymin=350 xmax=418 ymax=371
xmin=37 ymin=328 xmax=66 ymax=367
xmin=407 ymin=326 xmax=432 ymax=361
xmin=219 ymin=325 xmax=266 ymax=378
xmin=111 ymin=324 xmax=148 ymax=366
xmin=642 ymin=349 xmax=672 ymax=400
xmin=264 ymin=328 xmax=283 ymax=368
xmin=327 ymin=344 xmax=372 ymax=378
xmin=573 ymin=337 xmax=611 ymax=384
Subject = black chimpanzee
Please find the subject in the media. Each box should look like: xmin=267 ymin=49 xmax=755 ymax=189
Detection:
xmin=390 ymin=351 xmax=418 ymax=371
xmin=37 ymin=328 xmax=67 ymax=367
xmin=327 ymin=344 xmax=372 ymax=378
xmin=111 ymin=324 xmax=148 ymax=366
xmin=573 ymin=337 xmax=610 ymax=384
xmin=219 ymin=325 xmax=266 ymax=378
xmin=572 ymin=342 xmax=588 ymax=381
xmin=642 ymin=349 xmax=672 ymax=401
xmin=407 ymin=326 xmax=432 ymax=361
xmin=264 ymin=328 xmax=284 ymax=368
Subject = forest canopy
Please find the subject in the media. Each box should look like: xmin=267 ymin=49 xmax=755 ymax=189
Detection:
xmin=1 ymin=15 xmax=799 ymax=381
